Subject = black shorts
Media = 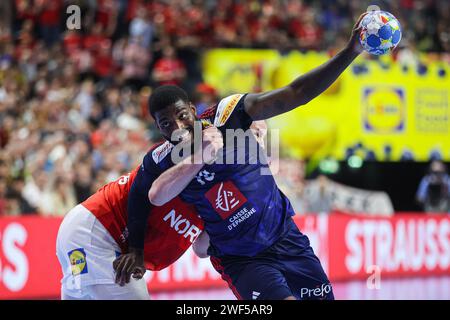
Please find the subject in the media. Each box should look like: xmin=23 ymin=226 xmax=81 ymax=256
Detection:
xmin=210 ymin=218 xmax=334 ymax=300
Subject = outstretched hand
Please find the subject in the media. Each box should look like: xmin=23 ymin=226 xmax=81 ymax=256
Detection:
xmin=347 ymin=12 xmax=369 ymax=55
xmin=112 ymin=250 xmax=146 ymax=286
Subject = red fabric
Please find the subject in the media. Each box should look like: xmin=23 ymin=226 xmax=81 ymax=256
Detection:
xmin=82 ymin=161 xmax=204 ymax=271
xmin=0 ymin=128 xmax=9 ymax=148
xmin=14 ymin=43 xmax=36 ymax=61
xmin=125 ymin=0 xmax=141 ymax=21
xmin=83 ymin=35 xmax=110 ymax=54
xmin=38 ymin=0 xmax=62 ymax=26
xmin=15 ymin=0 xmax=37 ymax=21
xmin=0 ymin=198 xmax=6 ymax=216
xmin=96 ymin=0 xmax=118 ymax=28
xmin=94 ymin=53 xmax=114 ymax=77
xmin=1 ymin=213 xmax=449 ymax=298
xmin=196 ymin=83 xmax=217 ymax=96
xmin=153 ymin=58 xmax=185 ymax=86
xmin=63 ymin=32 xmax=83 ymax=54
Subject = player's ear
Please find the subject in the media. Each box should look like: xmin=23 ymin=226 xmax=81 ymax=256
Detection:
xmin=189 ymin=102 xmax=197 ymax=116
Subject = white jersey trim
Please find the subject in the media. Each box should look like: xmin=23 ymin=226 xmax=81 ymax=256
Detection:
xmin=152 ymin=141 xmax=174 ymax=164
xmin=213 ymin=94 xmax=244 ymax=128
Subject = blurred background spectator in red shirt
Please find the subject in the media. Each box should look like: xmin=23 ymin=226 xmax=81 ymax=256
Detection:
xmin=152 ymin=45 xmax=186 ymax=86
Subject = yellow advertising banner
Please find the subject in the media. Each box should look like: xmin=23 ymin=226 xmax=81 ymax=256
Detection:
xmin=202 ymin=50 xmax=450 ymax=161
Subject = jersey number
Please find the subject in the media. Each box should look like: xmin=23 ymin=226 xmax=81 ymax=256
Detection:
xmin=117 ymin=173 xmax=131 ymax=185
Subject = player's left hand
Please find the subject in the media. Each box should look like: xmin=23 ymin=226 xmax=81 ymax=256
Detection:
xmin=113 ymin=249 xmax=146 ymax=286
xmin=347 ymin=12 xmax=368 ymax=54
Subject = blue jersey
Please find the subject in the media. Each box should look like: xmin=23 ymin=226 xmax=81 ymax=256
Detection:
xmin=137 ymin=94 xmax=295 ymax=257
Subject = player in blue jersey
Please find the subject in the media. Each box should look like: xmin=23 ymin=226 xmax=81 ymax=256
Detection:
xmin=114 ymin=13 xmax=367 ymax=300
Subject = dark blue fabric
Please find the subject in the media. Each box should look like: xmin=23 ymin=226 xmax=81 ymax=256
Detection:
xmin=127 ymin=94 xmax=296 ymax=257
xmin=126 ymin=164 xmax=154 ymax=249
xmin=211 ymin=218 xmax=334 ymax=300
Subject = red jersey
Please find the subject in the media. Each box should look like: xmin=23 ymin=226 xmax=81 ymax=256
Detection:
xmin=82 ymin=166 xmax=204 ymax=271
xmin=153 ymin=58 xmax=186 ymax=86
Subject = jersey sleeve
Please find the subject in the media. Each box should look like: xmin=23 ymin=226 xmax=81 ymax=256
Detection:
xmin=213 ymin=93 xmax=253 ymax=131
xmin=126 ymin=151 xmax=165 ymax=249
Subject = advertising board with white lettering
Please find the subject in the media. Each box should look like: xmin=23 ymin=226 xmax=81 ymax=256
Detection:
xmin=0 ymin=213 xmax=449 ymax=298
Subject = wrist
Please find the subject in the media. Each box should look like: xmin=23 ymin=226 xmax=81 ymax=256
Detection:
xmin=343 ymin=43 xmax=362 ymax=59
xmin=129 ymin=247 xmax=144 ymax=257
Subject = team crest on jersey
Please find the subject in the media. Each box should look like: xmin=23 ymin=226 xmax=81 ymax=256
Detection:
xmin=205 ymin=181 xmax=247 ymax=219
xmin=152 ymin=141 xmax=174 ymax=164
xmin=214 ymin=94 xmax=244 ymax=127
xmin=68 ymin=248 xmax=88 ymax=276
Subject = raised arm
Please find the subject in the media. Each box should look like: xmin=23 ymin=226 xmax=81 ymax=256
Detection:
xmin=244 ymin=13 xmax=366 ymax=121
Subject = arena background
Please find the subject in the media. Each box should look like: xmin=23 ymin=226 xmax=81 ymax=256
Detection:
xmin=0 ymin=0 xmax=449 ymax=300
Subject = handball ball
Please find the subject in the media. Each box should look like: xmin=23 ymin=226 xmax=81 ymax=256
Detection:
xmin=359 ymin=11 xmax=402 ymax=55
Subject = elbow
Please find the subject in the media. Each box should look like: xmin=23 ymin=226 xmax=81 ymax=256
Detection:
xmin=192 ymin=241 xmax=210 ymax=259
xmin=194 ymin=251 xmax=210 ymax=259
xmin=192 ymin=232 xmax=210 ymax=258
xmin=148 ymin=187 xmax=166 ymax=206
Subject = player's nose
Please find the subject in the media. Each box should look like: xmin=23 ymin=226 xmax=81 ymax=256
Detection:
xmin=174 ymin=119 xmax=190 ymax=132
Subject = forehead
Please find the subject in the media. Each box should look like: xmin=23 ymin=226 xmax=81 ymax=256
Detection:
xmin=155 ymin=100 xmax=190 ymax=119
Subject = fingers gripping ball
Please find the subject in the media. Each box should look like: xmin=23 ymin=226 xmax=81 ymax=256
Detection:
xmin=359 ymin=10 xmax=402 ymax=55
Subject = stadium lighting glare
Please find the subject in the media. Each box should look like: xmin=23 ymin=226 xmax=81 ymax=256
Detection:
xmin=347 ymin=155 xmax=363 ymax=169
xmin=319 ymin=159 xmax=340 ymax=174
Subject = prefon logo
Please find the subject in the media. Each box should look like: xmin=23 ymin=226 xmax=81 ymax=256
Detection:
xmin=299 ymin=283 xmax=332 ymax=299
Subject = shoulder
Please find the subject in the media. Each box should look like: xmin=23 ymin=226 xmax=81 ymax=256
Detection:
xmin=213 ymin=94 xmax=246 ymax=127
xmin=198 ymin=94 xmax=247 ymax=127
xmin=142 ymin=140 xmax=174 ymax=173
xmin=150 ymin=140 xmax=174 ymax=164
xmin=199 ymin=104 xmax=217 ymax=122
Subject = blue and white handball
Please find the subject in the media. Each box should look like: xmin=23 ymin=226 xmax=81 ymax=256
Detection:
xmin=359 ymin=10 xmax=402 ymax=55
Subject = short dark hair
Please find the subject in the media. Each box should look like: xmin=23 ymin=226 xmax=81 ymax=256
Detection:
xmin=148 ymin=85 xmax=189 ymax=119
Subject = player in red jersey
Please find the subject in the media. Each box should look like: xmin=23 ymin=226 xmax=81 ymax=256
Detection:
xmin=56 ymin=155 xmax=204 ymax=300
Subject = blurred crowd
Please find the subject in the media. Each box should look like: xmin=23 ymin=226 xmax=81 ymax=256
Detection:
xmin=0 ymin=0 xmax=449 ymax=216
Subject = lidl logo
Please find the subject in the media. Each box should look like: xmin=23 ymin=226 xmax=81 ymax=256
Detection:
xmin=363 ymin=87 xmax=405 ymax=133
xmin=68 ymin=248 xmax=88 ymax=275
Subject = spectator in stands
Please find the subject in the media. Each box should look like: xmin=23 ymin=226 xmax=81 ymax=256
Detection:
xmin=37 ymin=0 xmax=63 ymax=47
xmin=306 ymin=175 xmax=333 ymax=214
xmin=194 ymin=83 xmax=218 ymax=115
xmin=129 ymin=4 xmax=153 ymax=48
xmin=23 ymin=170 xmax=48 ymax=211
xmin=41 ymin=174 xmax=77 ymax=217
xmin=93 ymin=41 xmax=115 ymax=81
xmin=0 ymin=1 xmax=12 ymax=41
xmin=272 ymin=158 xmax=308 ymax=214
xmin=9 ymin=176 xmax=36 ymax=214
xmin=121 ymin=36 xmax=152 ymax=90
xmin=0 ymin=178 xmax=7 ymax=215
xmin=0 ymin=0 xmax=448 ymax=217
xmin=151 ymin=45 xmax=186 ymax=86
xmin=75 ymin=79 xmax=96 ymax=119
xmin=416 ymin=160 xmax=450 ymax=213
